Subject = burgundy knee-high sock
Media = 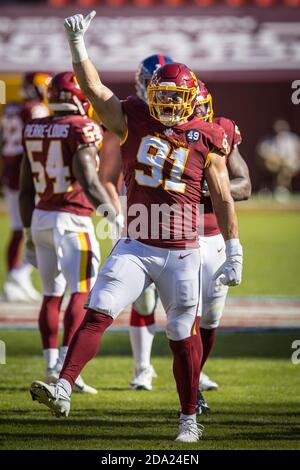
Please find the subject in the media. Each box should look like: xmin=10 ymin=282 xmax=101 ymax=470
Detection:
xmin=7 ymin=230 xmax=23 ymax=271
xmin=169 ymin=317 xmax=202 ymax=415
xmin=60 ymin=308 xmax=113 ymax=388
xmin=130 ymin=307 xmax=155 ymax=327
xmin=200 ymin=327 xmax=217 ymax=370
xmin=38 ymin=295 xmax=63 ymax=349
xmin=62 ymin=292 xmax=89 ymax=346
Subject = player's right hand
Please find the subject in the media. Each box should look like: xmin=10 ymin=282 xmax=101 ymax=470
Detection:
xmin=110 ymin=213 xmax=125 ymax=246
xmin=64 ymin=11 xmax=96 ymax=39
xmin=24 ymin=228 xmax=38 ymax=268
xmin=201 ymin=179 xmax=210 ymax=198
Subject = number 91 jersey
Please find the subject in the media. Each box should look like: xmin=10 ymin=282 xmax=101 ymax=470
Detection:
xmin=23 ymin=114 xmax=103 ymax=217
xmin=121 ymin=96 xmax=229 ymax=249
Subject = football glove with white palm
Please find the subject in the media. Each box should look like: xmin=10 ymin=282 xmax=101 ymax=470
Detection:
xmin=213 ymin=239 xmax=243 ymax=287
xmin=64 ymin=11 xmax=96 ymax=63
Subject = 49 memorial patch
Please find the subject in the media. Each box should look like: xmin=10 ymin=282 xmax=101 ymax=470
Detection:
xmin=186 ymin=129 xmax=200 ymax=143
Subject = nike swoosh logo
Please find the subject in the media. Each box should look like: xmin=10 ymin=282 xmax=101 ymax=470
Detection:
xmin=179 ymin=253 xmax=191 ymax=259
xmin=217 ymin=247 xmax=224 ymax=253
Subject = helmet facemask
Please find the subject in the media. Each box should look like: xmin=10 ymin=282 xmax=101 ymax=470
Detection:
xmin=148 ymin=83 xmax=197 ymax=126
xmin=194 ymin=95 xmax=213 ymax=122
xmin=195 ymin=80 xmax=214 ymax=122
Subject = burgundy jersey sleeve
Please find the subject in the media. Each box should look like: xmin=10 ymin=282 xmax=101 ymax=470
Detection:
xmin=213 ymin=117 xmax=242 ymax=153
xmin=121 ymin=96 xmax=149 ymax=145
xmin=70 ymin=119 xmax=104 ymax=154
xmin=121 ymin=96 xmax=147 ymax=121
xmin=198 ymin=121 xmax=230 ymax=164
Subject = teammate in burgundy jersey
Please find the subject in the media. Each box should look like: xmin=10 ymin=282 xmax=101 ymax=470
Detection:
xmin=192 ymin=81 xmax=251 ymax=413
xmin=0 ymin=72 xmax=51 ymax=302
xmin=30 ymin=12 xmax=243 ymax=443
xmin=21 ymin=72 xmax=115 ymax=395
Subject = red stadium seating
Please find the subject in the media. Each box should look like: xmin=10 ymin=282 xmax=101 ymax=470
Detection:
xmin=47 ymin=0 xmax=300 ymax=7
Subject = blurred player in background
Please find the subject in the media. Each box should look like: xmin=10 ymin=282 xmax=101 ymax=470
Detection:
xmin=20 ymin=71 xmax=116 ymax=394
xmin=30 ymin=12 xmax=243 ymax=443
xmin=0 ymin=72 xmax=51 ymax=302
xmin=257 ymin=119 xmax=300 ymax=200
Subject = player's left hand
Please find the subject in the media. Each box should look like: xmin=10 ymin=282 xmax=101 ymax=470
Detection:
xmin=24 ymin=228 xmax=38 ymax=268
xmin=213 ymin=239 xmax=243 ymax=287
xmin=64 ymin=11 xmax=96 ymax=40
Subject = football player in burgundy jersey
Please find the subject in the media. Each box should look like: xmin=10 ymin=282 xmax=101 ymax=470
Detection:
xmin=30 ymin=12 xmax=243 ymax=443
xmin=100 ymin=78 xmax=251 ymax=397
xmin=100 ymin=54 xmax=174 ymax=392
xmin=20 ymin=71 xmax=116 ymax=394
xmin=194 ymin=80 xmax=251 ymax=413
xmin=126 ymin=80 xmax=251 ymax=404
xmin=0 ymin=72 xmax=51 ymax=302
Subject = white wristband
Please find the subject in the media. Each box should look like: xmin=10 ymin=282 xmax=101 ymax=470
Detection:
xmin=225 ymin=239 xmax=243 ymax=257
xmin=68 ymin=36 xmax=88 ymax=63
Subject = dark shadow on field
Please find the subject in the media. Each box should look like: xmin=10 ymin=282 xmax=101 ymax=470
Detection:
xmin=0 ymin=404 xmax=300 ymax=448
xmin=1 ymin=330 xmax=300 ymax=359
xmin=1 ymin=431 xmax=299 ymax=444
xmin=0 ymin=415 xmax=299 ymax=444
xmin=1 ymin=406 xmax=300 ymax=419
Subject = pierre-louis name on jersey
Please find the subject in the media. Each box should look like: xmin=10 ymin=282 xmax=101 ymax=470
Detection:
xmin=23 ymin=114 xmax=103 ymax=217
xmin=121 ymin=96 xmax=229 ymax=248
xmin=0 ymin=100 xmax=49 ymax=190
xmin=203 ymin=116 xmax=242 ymax=237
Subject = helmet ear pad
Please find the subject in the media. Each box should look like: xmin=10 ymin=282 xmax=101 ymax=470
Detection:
xmin=147 ymin=63 xmax=198 ymax=125
xmin=47 ymin=72 xmax=91 ymax=116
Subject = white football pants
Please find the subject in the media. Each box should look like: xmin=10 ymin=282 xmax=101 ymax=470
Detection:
xmin=32 ymin=227 xmax=100 ymax=296
xmin=88 ymin=238 xmax=201 ymax=341
xmin=199 ymin=233 xmax=228 ymax=329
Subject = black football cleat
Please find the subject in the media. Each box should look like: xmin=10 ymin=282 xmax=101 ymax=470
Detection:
xmin=196 ymin=390 xmax=210 ymax=415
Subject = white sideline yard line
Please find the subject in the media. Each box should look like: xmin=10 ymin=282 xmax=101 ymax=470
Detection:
xmin=0 ymin=297 xmax=299 ymax=330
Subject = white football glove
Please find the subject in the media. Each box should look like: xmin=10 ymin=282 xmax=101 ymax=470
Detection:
xmin=96 ymin=203 xmax=125 ymax=245
xmin=64 ymin=11 xmax=96 ymax=63
xmin=24 ymin=228 xmax=38 ymax=268
xmin=213 ymin=239 xmax=243 ymax=287
xmin=109 ymin=213 xmax=125 ymax=246
xmin=201 ymin=179 xmax=210 ymax=198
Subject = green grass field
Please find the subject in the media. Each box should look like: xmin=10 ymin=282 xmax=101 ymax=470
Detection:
xmin=0 ymin=199 xmax=300 ymax=450
xmin=0 ymin=330 xmax=300 ymax=450
xmin=1 ymin=199 xmax=300 ymax=296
